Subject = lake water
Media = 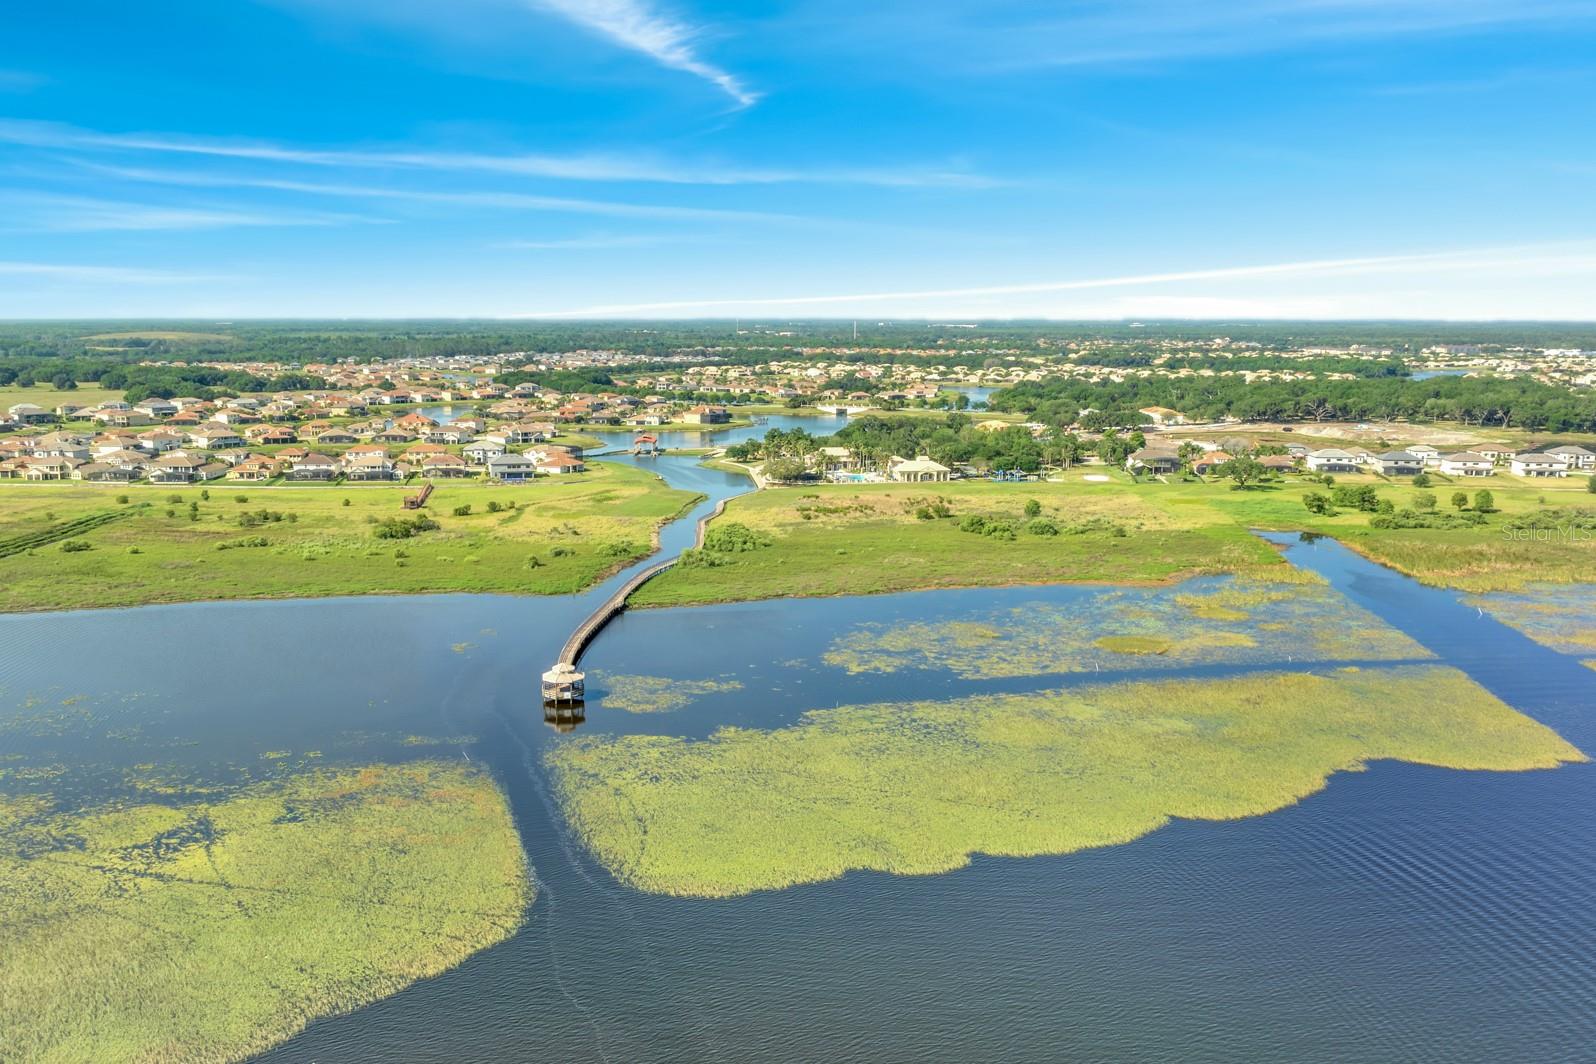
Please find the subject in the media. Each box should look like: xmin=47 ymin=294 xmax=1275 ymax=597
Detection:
xmin=3 ymin=459 xmax=1595 ymax=1063
xmin=1410 ymin=369 xmax=1471 ymax=381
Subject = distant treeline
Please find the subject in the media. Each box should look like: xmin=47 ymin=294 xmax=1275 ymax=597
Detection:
xmin=1076 ymin=351 xmax=1412 ymax=376
xmin=4 ymin=319 xmax=1594 ymax=366
xmin=989 ymin=374 xmax=1596 ymax=433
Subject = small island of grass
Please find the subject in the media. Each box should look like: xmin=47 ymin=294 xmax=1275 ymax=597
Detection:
xmin=0 ymin=760 xmax=530 ymax=1063
xmin=548 ymin=666 xmax=1583 ymax=898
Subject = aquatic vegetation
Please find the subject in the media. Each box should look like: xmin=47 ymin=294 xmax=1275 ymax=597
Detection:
xmin=1469 ymin=586 xmax=1596 ymax=658
xmin=824 ymin=578 xmax=1429 ymax=679
xmin=596 ymin=673 xmax=745 ymax=713
xmin=549 ymin=667 xmax=1584 ymax=898
xmin=0 ymin=761 xmax=530 ymax=1063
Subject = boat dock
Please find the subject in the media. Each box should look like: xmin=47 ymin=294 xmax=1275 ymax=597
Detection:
xmin=543 ymin=496 xmax=731 ymax=704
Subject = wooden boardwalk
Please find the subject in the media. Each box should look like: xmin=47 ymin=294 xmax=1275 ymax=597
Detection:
xmin=556 ymin=496 xmax=731 ymax=668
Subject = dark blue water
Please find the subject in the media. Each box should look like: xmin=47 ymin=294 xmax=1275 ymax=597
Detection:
xmin=2 ymin=470 xmax=1594 ymax=1063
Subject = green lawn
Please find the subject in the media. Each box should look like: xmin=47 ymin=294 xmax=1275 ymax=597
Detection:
xmin=0 ymin=384 xmax=126 ymax=411
xmin=636 ymin=466 xmax=1596 ymax=606
xmin=0 ymin=462 xmax=700 ymax=612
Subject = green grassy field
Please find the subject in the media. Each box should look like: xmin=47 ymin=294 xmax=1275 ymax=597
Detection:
xmin=0 ymin=384 xmax=126 ymax=411
xmin=0 ymin=760 xmax=529 ymax=1063
xmin=636 ymin=467 xmax=1596 ymax=605
xmin=0 ymin=462 xmax=700 ymax=611
xmin=548 ymin=666 xmax=1585 ymax=898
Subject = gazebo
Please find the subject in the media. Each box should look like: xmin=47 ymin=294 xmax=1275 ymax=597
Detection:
xmin=541 ymin=663 xmax=585 ymax=705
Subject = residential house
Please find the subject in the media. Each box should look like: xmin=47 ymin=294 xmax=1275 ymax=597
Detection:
xmin=188 ymin=426 xmax=245 ymax=450
xmin=1305 ymin=448 xmax=1362 ymax=473
xmin=1125 ymin=447 xmax=1182 ymax=475
xmin=314 ymin=428 xmax=358 ymax=446
xmin=342 ymin=454 xmax=399 ymax=481
xmin=1405 ymin=444 xmax=1442 ymax=466
xmin=487 ymin=453 xmax=537 ymax=482
xmin=148 ymin=454 xmax=206 ymax=484
xmin=417 ymin=453 xmax=472 ymax=478
xmin=683 ymin=405 xmax=730 ymax=425
xmin=8 ymin=404 xmax=54 ymax=424
xmin=1510 ymin=453 xmax=1569 ymax=478
xmin=73 ymin=462 xmax=140 ymax=483
xmin=463 ymin=440 xmax=507 ymax=465
xmin=286 ymin=453 xmax=338 ymax=481
xmin=133 ymin=399 xmax=179 ymax=418
xmin=1438 ymin=451 xmax=1494 ymax=477
xmin=23 ymin=456 xmax=80 ymax=480
xmin=228 ymin=458 xmax=283 ymax=482
xmin=1544 ymin=444 xmax=1596 ymax=471
xmin=1191 ymin=451 xmax=1233 ymax=475
xmin=1371 ymin=450 xmax=1424 ymax=476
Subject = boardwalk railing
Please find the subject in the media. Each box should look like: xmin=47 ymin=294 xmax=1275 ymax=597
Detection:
xmin=557 ymin=496 xmax=732 ymax=668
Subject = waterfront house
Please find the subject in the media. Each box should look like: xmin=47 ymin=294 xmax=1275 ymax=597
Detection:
xmin=1371 ymin=450 xmax=1424 ymax=476
xmin=1510 ymin=452 xmax=1569 ymax=477
xmin=533 ymin=449 xmax=586 ymax=475
xmin=1438 ymin=452 xmax=1494 ymax=477
xmin=684 ymin=405 xmax=730 ymax=425
xmin=1305 ymin=448 xmax=1362 ymax=473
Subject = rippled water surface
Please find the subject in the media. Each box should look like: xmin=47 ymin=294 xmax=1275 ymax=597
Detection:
xmin=2 ymin=462 xmax=1594 ymax=1063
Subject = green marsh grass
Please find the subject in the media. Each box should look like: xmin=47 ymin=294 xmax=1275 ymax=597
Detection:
xmin=823 ymin=578 xmax=1428 ymax=679
xmin=0 ymin=761 xmax=529 ymax=1063
xmin=548 ymin=667 xmax=1584 ymax=898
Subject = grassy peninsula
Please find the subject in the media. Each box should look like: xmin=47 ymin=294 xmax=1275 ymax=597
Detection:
xmin=0 ymin=760 xmax=529 ymax=1063
xmin=635 ymin=467 xmax=1596 ymax=607
xmin=549 ymin=666 xmax=1585 ymax=898
xmin=0 ymin=462 xmax=699 ymax=612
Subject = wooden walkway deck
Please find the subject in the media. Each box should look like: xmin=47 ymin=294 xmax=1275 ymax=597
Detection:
xmin=556 ymin=496 xmax=731 ymax=668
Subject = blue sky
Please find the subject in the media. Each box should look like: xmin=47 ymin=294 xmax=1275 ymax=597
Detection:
xmin=4 ymin=0 xmax=1596 ymax=319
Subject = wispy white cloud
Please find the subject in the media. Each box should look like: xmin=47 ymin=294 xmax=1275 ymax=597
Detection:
xmin=514 ymin=243 xmax=1596 ymax=316
xmin=0 ymin=118 xmax=996 ymax=188
xmin=531 ymin=0 xmax=758 ymax=106
xmin=68 ymin=162 xmax=804 ymax=223
xmin=1 ymin=193 xmax=383 ymax=232
xmin=801 ymin=0 xmax=1596 ymax=74
xmin=0 ymin=261 xmax=224 ymax=284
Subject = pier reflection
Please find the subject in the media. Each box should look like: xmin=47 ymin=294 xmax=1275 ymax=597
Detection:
xmin=542 ymin=700 xmax=586 ymax=733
